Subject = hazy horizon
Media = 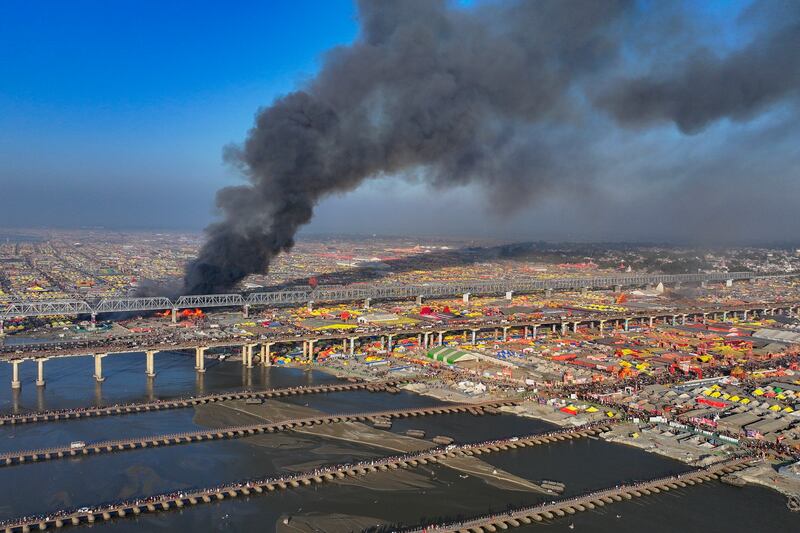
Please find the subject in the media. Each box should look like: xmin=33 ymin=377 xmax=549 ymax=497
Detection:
xmin=2 ymin=0 xmax=799 ymax=251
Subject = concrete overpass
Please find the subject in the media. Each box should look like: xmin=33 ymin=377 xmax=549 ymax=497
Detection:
xmin=3 ymin=300 xmax=798 ymax=390
xmin=1 ymin=272 xmax=789 ymax=322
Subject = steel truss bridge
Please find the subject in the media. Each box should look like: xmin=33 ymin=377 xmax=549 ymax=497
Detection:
xmin=0 ymin=272 xmax=792 ymax=320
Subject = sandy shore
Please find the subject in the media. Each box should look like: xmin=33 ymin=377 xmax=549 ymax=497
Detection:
xmin=276 ymin=513 xmax=386 ymax=533
xmin=193 ymin=397 xmax=547 ymax=493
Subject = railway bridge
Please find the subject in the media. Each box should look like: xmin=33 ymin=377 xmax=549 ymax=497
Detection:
xmin=1 ymin=272 xmax=791 ymax=326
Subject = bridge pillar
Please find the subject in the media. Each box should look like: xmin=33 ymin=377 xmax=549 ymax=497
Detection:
xmin=307 ymin=301 xmax=314 ymax=312
xmin=438 ymin=331 xmax=444 ymax=346
xmin=671 ymin=315 xmax=678 ymax=326
xmin=502 ymin=326 xmax=509 ymax=341
xmin=93 ymin=354 xmax=107 ymax=382
xmin=614 ymin=285 xmax=622 ymax=293
xmin=545 ymin=288 xmax=552 ymax=298
xmin=307 ymin=340 xmax=315 ymax=361
xmin=195 ymin=347 xmax=207 ymax=373
xmin=11 ymin=360 xmax=21 ymax=390
xmin=723 ymin=311 xmax=728 ymax=321
xmin=471 ymin=329 xmax=477 ymax=344
xmin=726 ymin=279 xmax=733 ymax=287
xmin=363 ymin=298 xmax=371 ymax=310
xmin=560 ymin=322 xmax=567 ymax=335
xmin=581 ymin=286 xmax=589 ymax=295
xmin=387 ymin=334 xmax=394 ymax=352
xmin=145 ymin=350 xmax=156 ymax=377
xmin=743 ymin=310 xmax=749 ymax=320
xmin=523 ymin=326 xmax=529 ymax=339
xmin=700 ymin=281 xmax=708 ymax=289
xmin=416 ymin=295 xmax=424 ymax=305
xmin=624 ymin=318 xmax=629 ymax=332
xmin=349 ymin=337 xmax=355 ymax=356
xmin=462 ymin=292 xmax=471 ymax=303
xmin=242 ymin=304 xmax=250 ymax=318
xmin=702 ymin=312 xmax=708 ymax=324
xmin=681 ymin=314 xmax=687 ymax=325
xmin=532 ymin=325 xmax=538 ymax=338
xmin=675 ymin=282 xmax=682 ymax=290
xmin=649 ymin=316 xmax=654 ymax=328
xmin=36 ymin=358 xmax=47 ymax=387
xmin=573 ymin=322 xmax=579 ymax=333
xmin=242 ymin=345 xmax=255 ymax=368
xmin=90 ymin=312 xmax=97 ymax=326
xmin=171 ymin=308 xmax=178 ymax=323
xmin=599 ymin=320 xmax=605 ymax=335
xmin=380 ymin=336 xmax=386 ymax=350
xmin=261 ymin=343 xmax=274 ymax=366
xmin=0 ymin=319 xmax=4 ymax=336
xmin=505 ymin=291 xmax=513 ymax=300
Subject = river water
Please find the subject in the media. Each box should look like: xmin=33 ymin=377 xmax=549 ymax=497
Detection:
xmin=0 ymin=352 xmax=796 ymax=531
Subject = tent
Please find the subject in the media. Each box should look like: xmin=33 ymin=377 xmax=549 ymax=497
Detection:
xmin=425 ymin=346 xmax=478 ymax=365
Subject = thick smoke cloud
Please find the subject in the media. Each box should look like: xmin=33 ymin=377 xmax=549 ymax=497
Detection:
xmin=598 ymin=1 xmax=800 ymax=133
xmin=184 ymin=0 xmax=800 ymax=294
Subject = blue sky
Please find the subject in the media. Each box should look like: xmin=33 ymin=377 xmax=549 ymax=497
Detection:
xmin=0 ymin=0 xmax=358 ymax=229
xmin=1 ymin=0 xmax=797 ymax=243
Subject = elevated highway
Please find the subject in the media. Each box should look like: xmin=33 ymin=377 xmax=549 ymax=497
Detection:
xmin=3 ymin=299 xmax=797 ymax=390
xmin=1 ymin=272 xmax=788 ymax=321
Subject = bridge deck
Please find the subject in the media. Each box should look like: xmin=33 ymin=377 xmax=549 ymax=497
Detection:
xmin=0 ymin=422 xmax=617 ymax=532
xmin=0 ymin=400 xmax=521 ymax=467
xmin=1 ymin=272 xmax=790 ymax=319
xmin=0 ymin=380 xmax=408 ymax=426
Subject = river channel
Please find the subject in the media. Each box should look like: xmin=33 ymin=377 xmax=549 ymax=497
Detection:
xmin=0 ymin=351 xmax=795 ymax=531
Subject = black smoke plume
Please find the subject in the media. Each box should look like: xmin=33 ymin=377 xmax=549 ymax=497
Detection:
xmin=597 ymin=1 xmax=800 ymax=133
xmin=184 ymin=0 xmax=800 ymax=294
